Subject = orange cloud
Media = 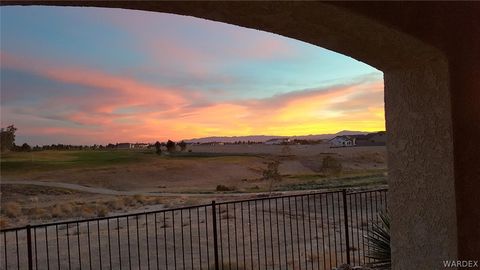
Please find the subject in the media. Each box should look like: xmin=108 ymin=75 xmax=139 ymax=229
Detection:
xmin=1 ymin=52 xmax=190 ymax=113
xmin=2 ymin=52 xmax=384 ymax=144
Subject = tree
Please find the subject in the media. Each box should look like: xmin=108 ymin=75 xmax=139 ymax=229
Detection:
xmin=1 ymin=125 xmax=17 ymax=152
xmin=20 ymin=143 xmax=31 ymax=152
xmin=106 ymin=143 xmax=115 ymax=149
xmin=262 ymin=160 xmax=282 ymax=194
xmin=166 ymin=140 xmax=176 ymax=153
xmin=154 ymin=141 xmax=162 ymax=155
xmin=178 ymin=141 xmax=187 ymax=152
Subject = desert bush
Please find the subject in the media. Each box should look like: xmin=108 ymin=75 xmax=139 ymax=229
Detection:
xmin=31 ymin=207 xmax=49 ymax=219
xmin=51 ymin=204 xmax=65 ymax=218
xmin=365 ymin=212 xmax=391 ymax=269
xmin=61 ymin=203 xmax=73 ymax=214
xmin=0 ymin=217 xmax=10 ymax=229
xmin=105 ymin=199 xmax=125 ymax=210
xmin=153 ymin=197 xmax=164 ymax=204
xmin=133 ymin=194 xmax=146 ymax=204
xmin=47 ymin=203 xmax=74 ymax=218
xmin=322 ymin=156 xmax=342 ymax=175
xmin=122 ymin=196 xmax=137 ymax=207
xmin=216 ymin=185 xmax=236 ymax=192
xmin=2 ymin=202 xmax=22 ymax=218
xmin=96 ymin=204 xmax=109 ymax=217
xmin=77 ymin=205 xmax=95 ymax=218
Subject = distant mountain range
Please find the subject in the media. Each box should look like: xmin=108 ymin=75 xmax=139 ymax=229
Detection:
xmin=183 ymin=130 xmax=373 ymax=143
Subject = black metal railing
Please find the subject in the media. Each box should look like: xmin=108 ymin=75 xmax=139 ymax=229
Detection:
xmin=0 ymin=188 xmax=387 ymax=270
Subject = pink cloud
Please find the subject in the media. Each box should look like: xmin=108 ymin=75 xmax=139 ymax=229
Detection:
xmin=1 ymin=51 xmax=192 ymax=113
xmin=2 ymin=52 xmax=384 ymax=144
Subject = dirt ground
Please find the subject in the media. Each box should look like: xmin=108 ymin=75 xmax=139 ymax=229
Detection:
xmin=2 ymin=144 xmax=386 ymax=191
xmin=0 ymin=144 xmax=387 ymax=229
xmin=1 ymin=191 xmax=387 ymax=270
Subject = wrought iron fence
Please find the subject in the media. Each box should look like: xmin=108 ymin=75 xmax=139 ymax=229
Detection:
xmin=0 ymin=188 xmax=387 ymax=270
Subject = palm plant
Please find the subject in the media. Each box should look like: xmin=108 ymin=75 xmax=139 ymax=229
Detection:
xmin=365 ymin=211 xmax=391 ymax=270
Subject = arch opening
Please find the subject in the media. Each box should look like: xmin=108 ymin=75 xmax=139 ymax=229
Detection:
xmin=0 ymin=2 xmax=467 ymax=270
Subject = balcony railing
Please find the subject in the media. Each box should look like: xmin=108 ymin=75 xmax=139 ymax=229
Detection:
xmin=1 ymin=188 xmax=387 ymax=270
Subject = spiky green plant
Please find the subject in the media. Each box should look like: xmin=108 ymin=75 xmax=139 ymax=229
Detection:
xmin=365 ymin=211 xmax=391 ymax=270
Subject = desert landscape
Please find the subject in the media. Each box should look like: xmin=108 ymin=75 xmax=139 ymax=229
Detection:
xmin=0 ymin=189 xmax=387 ymax=270
xmin=0 ymin=143 xmax=387 ymax=229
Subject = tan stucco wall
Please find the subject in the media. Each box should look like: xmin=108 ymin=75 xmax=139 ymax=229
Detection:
xmin=385 ymin=60 xmax=457 ymax=268
xmin=333 ymin=3 xmax=480 ymax=259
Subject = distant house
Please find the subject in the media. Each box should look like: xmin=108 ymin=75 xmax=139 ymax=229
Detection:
xmin=355 ymin=131 xmax=387 ymax=146
xmin=133 ymin=143 xmax=149 ymax=149
xmin=369 ymin=131 xmax=387 ymax=144
xmin=329 ymin=136 xmax=356 ymax=147
xmin=264 ymin=138 xmax=290 ymax=145
xmin=116 ymin=143 xmax=133 ymax=149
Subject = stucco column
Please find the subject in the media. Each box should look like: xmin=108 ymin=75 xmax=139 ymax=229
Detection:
xmin=385 ymin=58 xmax=458 ymax=269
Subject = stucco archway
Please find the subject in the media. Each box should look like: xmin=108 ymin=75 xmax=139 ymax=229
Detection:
xmin=2 ymin=2 xmax=479 ymax=269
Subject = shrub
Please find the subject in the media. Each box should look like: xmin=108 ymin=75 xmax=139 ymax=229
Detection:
xmin=105 ymin=199 xmax=125 ymax=210
xmin=133 ymin=194 xmax=146 ymax=204
xmin=31 ymin=207 xmax=49 ymax=219
xmin=216 ymin=185 xmax=236 ymax=192
xmin=77 ymin=205 xmax=95 ymax=218
xmin=365 ymin=212 xmax=391 ymax=269
xmin=2 ymin=202 xmax=22 ymax=218
xmin=122 ymin=196 xmax=137 ymax=207
xmin=0 ymin=217 xmax=10 ymax=229
xmin=96 ymin=205 xmax=109 ymax=217
xmin=153 ymin=197 xmax=164 ymax=204
xmin=51 ymin=204 xmax=65 ymax=218
xmin=322 ymin=156 xmax=342 ymax=175
xmin=61 ymin=203 xmax=73 ymax=214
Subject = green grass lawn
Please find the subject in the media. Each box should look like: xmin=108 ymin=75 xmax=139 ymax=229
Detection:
xmin=0 ymin=150 xmax=154 ymax=174
xmin=278 ymin=173 xmax=387 ymax=191
xmin=0 ymin=150 xmax=259 ymax=175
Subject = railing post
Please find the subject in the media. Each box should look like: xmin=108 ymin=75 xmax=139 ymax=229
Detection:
xmin=26 ymin=225 xmax=33 ymax=270
xmin=342 ymin=189 xmax=351 ymax=265
xmin=211 ymin=201 xmax=220 ymax=270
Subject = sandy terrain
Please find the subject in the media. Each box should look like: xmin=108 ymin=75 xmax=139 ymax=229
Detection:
xmin=1 ymin=190 xmax=387 ymax=270
xmin=1 ymin=144 xmax=387 ymax=229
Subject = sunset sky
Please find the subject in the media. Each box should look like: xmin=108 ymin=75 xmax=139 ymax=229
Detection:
xmin=1 ymin=6 xmax=384 ymax=145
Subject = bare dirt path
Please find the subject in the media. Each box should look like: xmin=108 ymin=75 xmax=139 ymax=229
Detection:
xmin=0 ymin=180 xmax=325 ymax=198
